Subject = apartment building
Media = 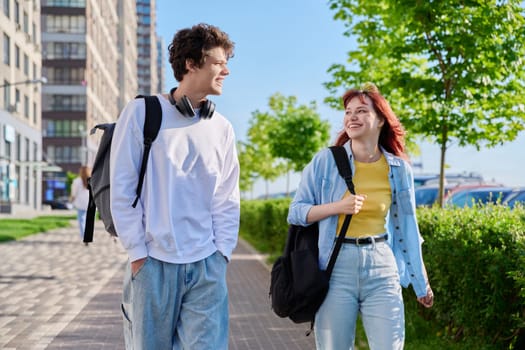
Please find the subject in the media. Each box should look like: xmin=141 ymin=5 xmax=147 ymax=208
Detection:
xmin=156 ymin=35 xmax=164 ymax=93
xmin=40 ymin=0 xmax=137 ymax=201
xmin=136 ymin=0 xmax=158 ymax=95
xmin=117 ymin=0 xmax=138 ymax=111
xmin=0 ymin=0 xmax=44 ymax=213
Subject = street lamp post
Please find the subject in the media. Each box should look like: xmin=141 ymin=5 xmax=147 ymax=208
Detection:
xmin=0 ymin=77 xmax=48 ymax=89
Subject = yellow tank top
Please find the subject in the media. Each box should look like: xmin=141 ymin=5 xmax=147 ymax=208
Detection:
xmin=336 ymin=154 xmax=391 ymax=238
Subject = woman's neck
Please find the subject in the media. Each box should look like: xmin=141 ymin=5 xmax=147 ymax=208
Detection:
xmin=351 ymin=140 xmax=381 ymax=163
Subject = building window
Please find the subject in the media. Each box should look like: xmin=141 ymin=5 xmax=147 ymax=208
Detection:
xmin=43 ymin=119 xmax=86 ymax=137
xmin=33 ymin=141 xmax=38 ymax=162
xmin=44 ymin=15 xmax=86 ymax=34
xmin=14 ymin=0 xmax=19 ymax=24
xmin=24 ymin=137 xmax=29 ymax=162
xmin=14 ymin=44 xmax=19 ymax=68
xmin=16 ymin=133 xmax=21 ymax=161
xmin=24 ymin=166 xmax=29 ymax=204
xmin=3 ymin=80 xmax=9 ymax=108
xmin=42 ymin=42 xmax=86 ymax=59
xmin=47 ymin=145 xmax=81 ymax=163
xmin=4 ymin=139 xmax=11 ymax=158
xmin=14 ymin=165 xmax=19 ymax=202
xmin=48 ymin=94 xmax=86 ymax=111
xmin=32 ymin=101 xmax=37 ymax=124
xmin=3 ymin=33 xmax=10 ymax=65
xmin=23 ymin=53 xmax=28 ymax=75
xmin=23 ymin=11 xmax=28 ymax=33
xmin=44 ymin=0 xmax=86 ymax=7
xmin=2 ymin=0 xmax=9 ymax=18
xmin=23 ymin=95 xmax=29 ymax=118
xmin=43 ymin=66 xmax=85 ymax=84
xmin=3 ymin=125 xmax=13 ymax=159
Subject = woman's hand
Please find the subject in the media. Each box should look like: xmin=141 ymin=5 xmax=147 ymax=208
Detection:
xmin=339 ymin=194 xmax=366 ymax=215
xmin=306 ymin=193 xmax=366 ymax=223
xmin=417 ymin=286 xmax=434 ymax=308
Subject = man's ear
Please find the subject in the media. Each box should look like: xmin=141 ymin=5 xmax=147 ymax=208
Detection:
xmin=185 ymin=59 xmax=197 ymax=72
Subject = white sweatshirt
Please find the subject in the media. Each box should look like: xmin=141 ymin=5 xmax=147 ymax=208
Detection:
xmin=109 ymin=95 xmax=240 ymax=264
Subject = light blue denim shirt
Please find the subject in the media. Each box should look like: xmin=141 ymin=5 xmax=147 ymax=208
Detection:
xmin=287 ymin=142 xmax=428 ymax=298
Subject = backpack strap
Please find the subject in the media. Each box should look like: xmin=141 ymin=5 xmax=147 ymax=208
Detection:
xmin=132 ymin=95 xmax=162 ymax=208
xmin=329 ymin=146 xmax=355 ymax=195
xmin=325 ymin=146 xmax=355 ymax=276
xmin=84 ymin=181 xmax=95 ymax=242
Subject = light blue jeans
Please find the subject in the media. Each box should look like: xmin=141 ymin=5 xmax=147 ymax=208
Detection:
xmin=121 ymin=251 xmax=229 ymax=350
xmin=315 ymin=240 xmax=404 ymax=350
xmin=76 ymin=209 xmax=87 ymax=239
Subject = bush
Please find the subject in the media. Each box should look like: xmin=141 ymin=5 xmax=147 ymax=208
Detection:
xmin=240 ymin=199 xmax=290 ymax=259
xmin=240 ymin=199 xmax=525 ymax=349
xmin=416 ymin=205 xmax=525 ymax=348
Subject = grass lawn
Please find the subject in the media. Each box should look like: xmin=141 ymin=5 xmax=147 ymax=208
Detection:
xmin=0 ymin=215 xmax=75 ymax=242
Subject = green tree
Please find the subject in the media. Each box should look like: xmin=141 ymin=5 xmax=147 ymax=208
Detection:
xmin=237 ymin=141 xmax=258 ymax=197
xmin=267 ymin=93 xmax=331 ymax=194
xmin=246 ymin=110 xmax=286 ymax=199
xmin=326 ymin=0 xmax=525 ymax=206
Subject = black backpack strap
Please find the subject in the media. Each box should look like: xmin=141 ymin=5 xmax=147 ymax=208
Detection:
xmin=325 ymin=146 xmax=355 ymax=276
xmin=83 ymin=180 xmax=96 ymax=242
xmin=132 ymin=95 xmax=162 ymax=208
xmin=329 ymin=146 xmax=355 ymax=195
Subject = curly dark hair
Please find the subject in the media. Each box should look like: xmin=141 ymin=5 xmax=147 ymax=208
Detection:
xmin=168 ymin=23 xmax=235 ymax=82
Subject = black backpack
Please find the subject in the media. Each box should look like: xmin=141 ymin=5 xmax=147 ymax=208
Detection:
xmin=83 ymin=95 xmax=162 ymax=243
xmin=269 ymin=146 xmax=355 ymax=332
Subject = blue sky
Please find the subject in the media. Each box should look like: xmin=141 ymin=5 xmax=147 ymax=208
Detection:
xmin=156 ymin=0 xmax=524 ymax=197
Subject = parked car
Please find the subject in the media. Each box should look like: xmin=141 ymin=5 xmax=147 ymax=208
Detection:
xmin=42 ymin=196 xmax=73 ymax=210
xmin=503 ymin=188 xmax=525 ymax=209
xmin=415 ymin=185 xmax=454 ymax=207
xmin=445 ymin=186 xmax=514 ymax=208
xmin=414 ymin=183 xmax=503 ymax=207
xmin=413 ymin=173 xmax=484 ymax=188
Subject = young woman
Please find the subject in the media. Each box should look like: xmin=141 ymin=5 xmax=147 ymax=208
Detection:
xmin=288 ymin=83 xmax=433 ymax=349
xmin=70 ymin=165 xmax=91 ymax=243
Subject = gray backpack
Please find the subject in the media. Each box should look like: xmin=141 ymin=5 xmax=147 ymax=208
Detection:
xmin=83 ymin=95 xmax=162 ymax=242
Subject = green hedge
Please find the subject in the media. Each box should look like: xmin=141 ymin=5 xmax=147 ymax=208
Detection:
xmin=240 ymin=199 xmax=525 ymax=349
xmin=239 ymin=198 xmax=290 ymax=259
xmin=415 ymin=205 xmax=525 ymax=349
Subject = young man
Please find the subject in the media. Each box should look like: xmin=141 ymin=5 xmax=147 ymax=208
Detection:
xmin=110 ymin=23 xmax=239 ymax=349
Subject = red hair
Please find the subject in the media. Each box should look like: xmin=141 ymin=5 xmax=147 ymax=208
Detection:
xmin=334 ymin=84 xmax=408 ymax=160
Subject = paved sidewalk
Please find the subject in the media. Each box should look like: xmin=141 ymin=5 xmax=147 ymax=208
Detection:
xmin=0 ymin=221 xmax=315 ymax=349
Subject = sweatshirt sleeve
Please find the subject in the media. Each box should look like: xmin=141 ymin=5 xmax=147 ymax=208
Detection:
xmin=109 ymin=99 xmax=148 ymax=262
xmin=211 ymin=123 xmax=240 ymax=261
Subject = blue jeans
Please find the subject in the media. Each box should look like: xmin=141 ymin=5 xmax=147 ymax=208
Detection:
xmin=122 ymin=251 xmax=229 ymax=350
xmin=315 ymin=240 xmax=404 ymax=350
xmin=76 ymin=209 xmax=87 ymax=239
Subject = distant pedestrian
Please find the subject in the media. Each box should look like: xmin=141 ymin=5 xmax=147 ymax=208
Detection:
xmin=288 ymin=82 xmax=433 ymax=349
xmin=110 ymin=23 xmax=239 ymax=349
xmin=69 ymin=165 xmax=91 ymax=244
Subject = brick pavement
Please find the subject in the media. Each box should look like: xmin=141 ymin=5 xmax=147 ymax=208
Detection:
xmin=0 ymin=221 xmax=315 ymax=349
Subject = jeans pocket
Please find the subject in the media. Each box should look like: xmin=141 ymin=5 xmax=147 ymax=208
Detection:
xmin=131 ymin=257 xmax=149 ymax=280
